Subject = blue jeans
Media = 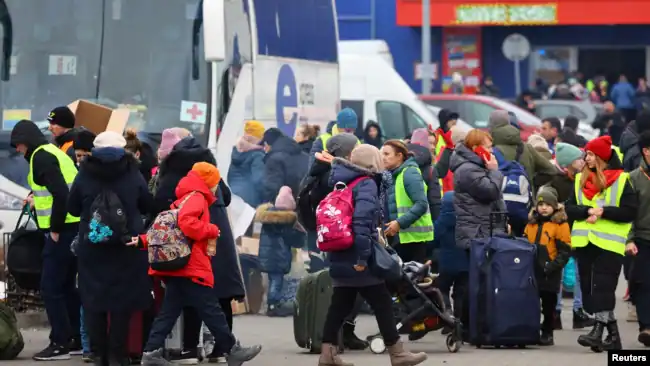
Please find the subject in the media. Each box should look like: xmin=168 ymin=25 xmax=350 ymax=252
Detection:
xmin=80 ymin=307 xmax=90 ymax=353
xmin=41 ymin=229 xmax=81 ymax=344
xmin=557 ymin=261 xmax=583 ymax=312
xmin=267 ymin=273 xmax=284 ymax=306
xmin=144 ymin=277 xmax=235 ymax=355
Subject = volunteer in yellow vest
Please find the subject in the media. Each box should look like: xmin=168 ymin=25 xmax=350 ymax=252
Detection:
xmin=382 ymin=140 xmax=434 ymax=264
xmin=566 ymin=135 xmax=637 ymax=353
xmin=48 ymin=105 xmax=80 ymax=163
xmin=10 ymin=119 xmax=83 ymax=360
xmin=407 ymin=128 xmax=442 ymax=222
xmin=309 ymin=108 xmax=359 ymax=166
xmin=433 ymin=109 xmax=460 ymax=194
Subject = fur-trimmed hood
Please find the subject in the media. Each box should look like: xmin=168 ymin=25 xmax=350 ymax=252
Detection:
xmin=528 ymin=204 xmax=568 ymax=224
xmin=255 ymin=203 xmax=298 ymax=224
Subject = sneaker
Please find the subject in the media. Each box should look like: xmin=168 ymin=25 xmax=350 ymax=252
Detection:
xmin=207 ymin=351 xmax=228 ymax=363
xmin=82 ymin=352 xmax=94 ymax=363
xmin=173 ymin=348 xmax=200 ymax=365
xmin=32 ymin=343 xmax=71 ymax=361
xmin=226 ymin=341 xmax=262 ymax=366
xmin=69 ymin=337 xmax=83 ymax=356
xmin=141 ymin=348 xmax=172 ymax=366
xmin=266 ymin=303 xmax=293 ymax=317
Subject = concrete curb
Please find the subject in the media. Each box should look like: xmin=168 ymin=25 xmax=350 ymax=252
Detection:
xmin=17 ymin=311 xmax=49 ymax=329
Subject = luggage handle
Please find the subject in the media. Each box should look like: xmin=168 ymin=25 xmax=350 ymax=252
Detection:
xmin=14 ymin=203 xmax=38 ymax=232
xmin=489 ymin=212 xmax=509 ymax=237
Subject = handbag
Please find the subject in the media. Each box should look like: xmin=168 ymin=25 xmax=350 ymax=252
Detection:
xmin=6 ymin=205 xmax=45 ymax=291
xmin=368 ymin=236 xmax=402 ymax=282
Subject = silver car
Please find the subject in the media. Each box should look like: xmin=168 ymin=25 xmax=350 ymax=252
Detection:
xmin=533 ymin=99 xmax=602 ymax=140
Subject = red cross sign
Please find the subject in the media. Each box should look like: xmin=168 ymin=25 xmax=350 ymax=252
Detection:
xmin=186 ymin=104 xmax=204 ymax=120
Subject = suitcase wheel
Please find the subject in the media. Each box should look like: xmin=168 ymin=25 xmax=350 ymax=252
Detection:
xmin=445 ymin=334 xmax=461 ymax=353
xmin=475 ymin=344 xmax=482 ymax=349
xmin=495 ymin=345 xmax=501 ymax=349
xmin=517 ymin=345 xmax=526 ymax=349
xmin=368 ymin=336 xmax=386 ymax=354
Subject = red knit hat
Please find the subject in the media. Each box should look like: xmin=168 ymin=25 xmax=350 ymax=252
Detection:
xmin=584 ymin=135 xmax=613 ymax=161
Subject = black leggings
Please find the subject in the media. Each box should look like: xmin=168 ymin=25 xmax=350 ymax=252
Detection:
xmin=183 ymin=298 xmax=233 ymax=349
xmin=322 ymin=284 xmax=399 ymax=346
xmin=86 ymin=310 xmax=130 ymax=362
xmin=540 ymin=291 xmax=557 ymax=333
xmin=394 ymin=242 xmax=428 ymax=264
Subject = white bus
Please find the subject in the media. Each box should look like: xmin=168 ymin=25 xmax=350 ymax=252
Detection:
xmin=0 ymin=0 xmax=339 ymax=235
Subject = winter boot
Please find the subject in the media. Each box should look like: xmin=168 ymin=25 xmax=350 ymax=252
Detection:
xmin=573 ymin=308 xmax=595 ymax=329
xmin=387 ymin=341 xmax=427 ymax=366
xmin=577 ymin=322 xmax=605 ymax=350
xmin=553 ymin=310 xmax=563 ymax=330
xmin=318 ymin=343 xmax=354 ymax=366
xmin=342 ymin=321 xmax=368 ymax=350
xmin=539 ymin=331 xmax=554 ymax=346
xmin=602 ymin=321 xmax=623 ymax=351
xmin=638 ymin=329 xmax=650 ymax=347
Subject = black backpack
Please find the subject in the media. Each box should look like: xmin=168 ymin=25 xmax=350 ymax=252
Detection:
xmin=87 ymin=189 xmax=130 ymax=245
xmin=296 ymin=176 xmax=320 ymax=231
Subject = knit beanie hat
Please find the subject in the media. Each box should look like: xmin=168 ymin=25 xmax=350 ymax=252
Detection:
xmin=244 ymin=120 xmax=265 ymax=139
xmin=191 ymin=162 xmax=221 ymax=189
xmin=274 ymin=186 xmax=296 ymax=210
xmin=526 ymin=133 xmax=549 ymax=152
xmin=350 ymin=144 xmax=382 ymax=173
xmin=326 ymin=133 xmax=358 ymax=158
xmin=336 ymin=108 xmax=358 ymax=130
xmin=73 ymin=128 xmax=96 ymax=151
xmin=585 ymin=135 xmax=613 ymax=162
xmin=410 ymin=128 xmax=430 ymax=147
xmin=47 ymin=106 xmax=76 ymax=129
xmin=536 ymin=186 xmax=559 ymax=209
xmin=450 ymin=125 xmax=468 ymax=146
xmin=159 ymin=127 xmax=191 ymax=160
xmin=259 ymin=127 xmax=284 ymax=146
xmin=94 ymin=131 xmax=126 ymax=149
xmin=555 ymin=142 xmax=584 ymax=168
xmin=488 ymin=110 xmax=510 ymax=130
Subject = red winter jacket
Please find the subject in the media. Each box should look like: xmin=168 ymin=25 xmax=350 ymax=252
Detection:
xmin=141 ymin=171 xmax=220 ymax=287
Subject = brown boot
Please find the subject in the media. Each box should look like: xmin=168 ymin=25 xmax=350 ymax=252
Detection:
xmin=387 ymin=340 xmax=427 ymax=366
xmin=318 ymin=343 xmax=354 ymax=366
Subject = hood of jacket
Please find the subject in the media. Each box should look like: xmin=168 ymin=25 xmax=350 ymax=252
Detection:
xmin=175 ymin=170 xmax=217 ymax=205
xmin=330 ymin=158 xmax=393 ymax=219
xmin=528 ymin=204 xmax=568 ymax=224
xmin=619 ymin=122 xmax=639 ymax=156
xmin=160 ymin=137 xmax=214 ymax=176
xmin=438 ymin=109 xmax=457 ymax=132
xmin=266 ymin=135 xmax=302 ymax=159
xmin=391 ymin=157 xmax=420 ymax=177
xmin=10 ymin=120 xmax=48 ymax=159
xmin=254 ymin=203 xmax=297 ymax=225
xmin=491 ymin=124 xmax=523 ymax=146
xmin=363 ymin=121 xmax=383 ymax=147
xmin=81 ymin=148 xmax=140 ymax=181
xmin=326 ymin=121 xmax=336 ymax=135
xmin=54 ymin=128 xmax=79 ymax=147
xmin=450 ymin=143 xmax=486 ymax=173
xmin=235 ymin=135 xmax=264 ymax=153
xmin=407 ymin=143 xmax=433 ymax=168
xmin=231 ymin=136 xmax=264 ymax=166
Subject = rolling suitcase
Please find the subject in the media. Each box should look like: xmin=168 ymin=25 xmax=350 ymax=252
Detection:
xmin=468 ymin=213 xmax=540 ymax=348
xmin=293 ymin=270 xmax=342 ymax=353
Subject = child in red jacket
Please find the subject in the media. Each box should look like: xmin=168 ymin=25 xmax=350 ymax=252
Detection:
xmin=134 ymin=162 xmax=261 ymax=366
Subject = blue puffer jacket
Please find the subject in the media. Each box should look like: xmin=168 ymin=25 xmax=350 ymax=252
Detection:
xmin=386 ymin=157 xmax=430 ymax=244
xmin=255 ymin=203 xmax=305 ymax=274
xmin=432 ymin=192 xmax=469 ymax=275
xmin=228 ymin=136 xmax=265 ymax=208
xmin=263 ymin=136 xmax=309 ymax=202
xmin=611 ymin=81 xmax=636 ymax=109
xmin=327 ymin=158 xmax=389 ymax=287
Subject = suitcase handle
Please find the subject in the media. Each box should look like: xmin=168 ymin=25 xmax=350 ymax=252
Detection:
xmin=489 ymin=212 xmax=509 ymax=237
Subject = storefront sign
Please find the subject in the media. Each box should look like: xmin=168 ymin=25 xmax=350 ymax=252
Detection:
xmin=397 ymin=0 xmax=650 ymax=26
xmin=441 ymin=27 xmax=482 ymax=94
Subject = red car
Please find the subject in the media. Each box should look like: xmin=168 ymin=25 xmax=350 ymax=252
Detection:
xmin=419 ymin=94 xmax=541 ymax=141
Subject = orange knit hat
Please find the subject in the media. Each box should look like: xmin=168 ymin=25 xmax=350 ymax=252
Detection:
xmin=192 ymin=162 xmax=221 ymax=188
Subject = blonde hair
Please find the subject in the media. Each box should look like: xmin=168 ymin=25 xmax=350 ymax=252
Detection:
xmin=580 ymin=153 xmax=607 ymax=192
xmin=124 ymin=128 xmax=143 ymax=154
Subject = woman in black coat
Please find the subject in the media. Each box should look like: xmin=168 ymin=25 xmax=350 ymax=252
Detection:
xmin=68 ymin=133 xmax=155 ymax=365
xmin=154 ymin=136 xmax=245 ymax=362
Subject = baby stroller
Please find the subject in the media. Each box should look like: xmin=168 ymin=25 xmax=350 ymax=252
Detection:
xmin=366 ymin=260 xmax=463 ymax=354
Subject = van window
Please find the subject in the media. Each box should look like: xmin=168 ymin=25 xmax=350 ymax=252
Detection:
xmin=375 ymin=101 xmax=406 ymax=139
xmin=405 ymin=106 xmax=427 ymax=132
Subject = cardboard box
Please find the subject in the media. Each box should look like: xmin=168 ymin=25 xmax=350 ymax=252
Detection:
xmin=67 ymin=99 xmax=131 ymax=135
xmin=231 ymin=299 xmax=247 ymax=315
xmin=238 ymin=237 xmax=259 ymax=256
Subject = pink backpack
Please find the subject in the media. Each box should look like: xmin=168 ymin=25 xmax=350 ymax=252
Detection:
xmin=315 ymin=177 xmax=368 ymax=252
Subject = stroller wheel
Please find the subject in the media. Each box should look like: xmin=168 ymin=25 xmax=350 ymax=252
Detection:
xmin=369 ymin=336 xmax=386 ymax=354
xmin=446 ymin=334 xmax=461 ymax=353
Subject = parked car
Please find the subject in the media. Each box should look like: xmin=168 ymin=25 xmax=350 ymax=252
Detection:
xmin=419 ymin=94 xmax=541 ymax=140
xmin=533 ymin=99 xmax=601 ymax=140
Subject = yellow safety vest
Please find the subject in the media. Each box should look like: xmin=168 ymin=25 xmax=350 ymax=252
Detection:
xmin=571 ymin=172 xmax=631 ymax=255
xmin=395 ymin=167 xmax=434 ymax=244
xmin=435 ymin=134 xmax=447 ymax=193
xmin=612 ymin=145 xmax=623 ymax=161
xmin=28 ymin=144 xmax=80 ymax=229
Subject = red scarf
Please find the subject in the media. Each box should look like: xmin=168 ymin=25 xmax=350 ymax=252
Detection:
xmin=436 ymin=128 xmax=454 ymax=149
xmin=581 ymin=169 xmax=623 ymax=200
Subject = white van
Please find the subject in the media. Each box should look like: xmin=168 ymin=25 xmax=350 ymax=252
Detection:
xmin=338 ymin=40 xmax=394 ymax=68
xmin=339 ymin=53 xmax=470 ymax=140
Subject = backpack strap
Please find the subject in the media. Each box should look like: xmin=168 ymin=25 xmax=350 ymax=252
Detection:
xmin=514 ymin=143 xmax=524 ymax=162
xmin=347 ymin=176 xmax=370 ymax=190
xmin=173 ymin=191 xmax=205 ymax=219
xmin=491 ymin=147 xmax=507 ymax=168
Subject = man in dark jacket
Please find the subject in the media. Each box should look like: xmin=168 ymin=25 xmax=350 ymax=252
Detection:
xmin=620 ymin=111 xmax=650 ymax=172
xmin=261 ymin=130 xmax=309 ymax=203
xmin=47 ymin=106 xmax=80 ymax=162
xmin=593 ymin=101 xmax=626 ymax=145
xmin=407 ymin=128 xmax=441 ymax=221
xmin=10 ymin=119 xmax=82 ymax=360
xmin=561 ymin=116 xmax=588 ymax=147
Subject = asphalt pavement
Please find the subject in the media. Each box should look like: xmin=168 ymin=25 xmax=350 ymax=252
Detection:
xmin=8 ymin=275 xmax=647 ymax=366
